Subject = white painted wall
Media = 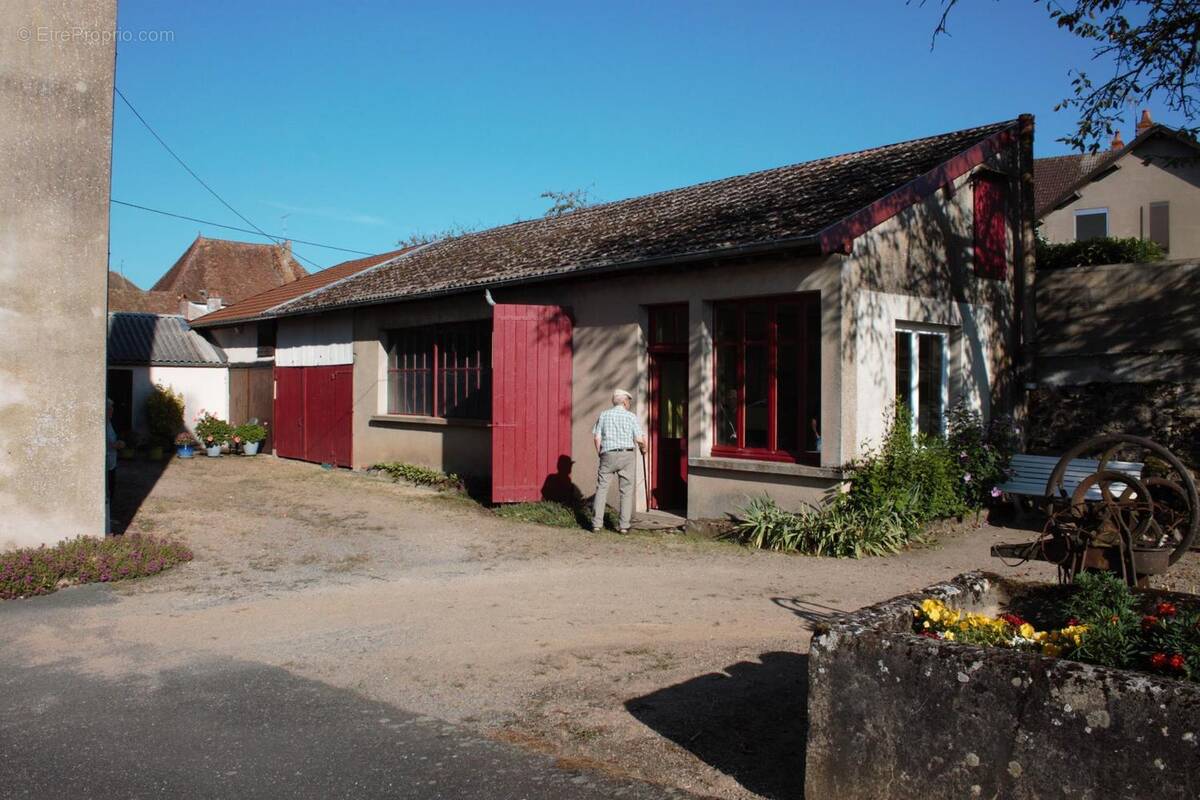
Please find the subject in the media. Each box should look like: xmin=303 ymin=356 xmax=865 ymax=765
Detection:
xmin=276 ymin=312 xmax=353 ymax=366
xmin=116 ymin=366 xmax=230 ymax=434
xmin=849 ymin=290 xmax=996 ymax=450
xmin=208 ymin=325 xmax=268 ymax=365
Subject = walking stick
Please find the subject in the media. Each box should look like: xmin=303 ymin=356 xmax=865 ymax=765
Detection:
xmin=641 ymin=447 xmax=651 ymax=511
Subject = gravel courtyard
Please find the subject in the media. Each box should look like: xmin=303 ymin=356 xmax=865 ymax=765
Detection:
xmin=3 ymin=455 xmax=1073 ymax=798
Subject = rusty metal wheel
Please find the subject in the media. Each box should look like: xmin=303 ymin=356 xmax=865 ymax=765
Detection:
xmin=1069 ymin=470 xmax=1154 ymax=547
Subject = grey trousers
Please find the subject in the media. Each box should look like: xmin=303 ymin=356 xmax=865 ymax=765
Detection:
xmin=593 ymin=449 xmax=636 ymax=530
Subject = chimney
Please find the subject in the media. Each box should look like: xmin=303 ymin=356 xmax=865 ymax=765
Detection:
xmin=206 ymin=296 xmax=223 ymax=312
xmin=1110 ymin=129 xmax=1125 ymax=151
xmin=1136 ymin=109 xmax=1153 ymax=136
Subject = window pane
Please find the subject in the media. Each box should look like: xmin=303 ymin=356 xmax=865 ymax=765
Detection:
xmin=715 ymin=305 xmax=738 ymax=342
xmin=777 ymin=343 xmax=799 ymax=452
xmin=1075 ymin=211 xmax=1107 ymax=241
xmin=745 ymin=304 xmax=768 ymax=341
xmin=917 ymin=333 xmax=943 ymax=436
xmin=658 ymin=359 xmax=687 ymax=439
xmin=652 ymin=306 xmax=686 ymax=346
xmin=1149 ymin=202 xmax=1169 ymax=251
xmin=744 ymin=344 xmax=768 ymax=449
xmin=777 ymin=304 xmax=800 ymax=342
xmin=716 ymin=344 xmax=739 ymax=446
xmin=895 ymin=332 xmax=913 ymax=413
xmin=805 ymin=302 xmax=821 ymax=453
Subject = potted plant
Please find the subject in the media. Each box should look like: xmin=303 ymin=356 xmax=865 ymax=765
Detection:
xmin=146 ymin=383 xmax=185 ymax=461
xmin=194 ymin=411 xmax=231 ymax=458
xmin=233 ymin=422 xmax=267 ymax=456
xmin=174 ymin=432 xmax=198 ymax=459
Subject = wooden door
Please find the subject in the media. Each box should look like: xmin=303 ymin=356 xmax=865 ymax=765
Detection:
xmin=106 ymin=369 xmax=133 ymax=435
xmin=648 ymin=305 xmax=688 ymax=510
xmin=304 ymin=365 xmax=353 ymax=468
xmin=491 ymin=304 xmax=573 ymax=503
xmin=272 ymin=366 xmax=305 ymax=460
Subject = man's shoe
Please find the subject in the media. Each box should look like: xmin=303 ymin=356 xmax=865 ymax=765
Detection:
xmin=619 ymin=528 xmax=629 ymax=534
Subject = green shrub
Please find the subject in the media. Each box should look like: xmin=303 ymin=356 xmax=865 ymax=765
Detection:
xmin=233 ymin=423 xmax=267 ymax=444
xmin=0 ymin=534 xmax=193 ymax=600
xmin=946 ymin=402 xmax=1018 ymax=507
xmin=145 ymin=383 xmax=185 ymax=446
xmin=371 ymin=462 xmax=462 ymax=490
xmin=1036 ymin=235 xmax=1164 ymax=271
xmin=734 ymin=495 xmax=921 ymax=558
xmin=194 ymin=412 xmax=232 ymax=447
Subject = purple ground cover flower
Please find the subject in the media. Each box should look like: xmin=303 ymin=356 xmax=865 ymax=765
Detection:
xmin=0 ymin=534 xmax=192 ymax=600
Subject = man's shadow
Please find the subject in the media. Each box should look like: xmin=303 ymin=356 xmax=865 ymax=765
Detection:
xmin=625 ymin=651 xmax=809 ymax=799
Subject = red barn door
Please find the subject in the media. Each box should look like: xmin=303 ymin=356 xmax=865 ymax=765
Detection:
xmin=273 ymin=367 xmax=305 ymax=460
xmin=491 ymin=304 xmax=573 ymax=503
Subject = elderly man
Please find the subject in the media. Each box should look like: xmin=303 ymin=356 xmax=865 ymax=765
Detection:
xmin=591 ymin=388 xmax=646 ymax=533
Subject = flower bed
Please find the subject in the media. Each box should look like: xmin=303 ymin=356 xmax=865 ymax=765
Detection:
xmin=806 ymin=572 xmax=1200 ymax=800
xmin=0 ymin=534 xmax=193 ymax=600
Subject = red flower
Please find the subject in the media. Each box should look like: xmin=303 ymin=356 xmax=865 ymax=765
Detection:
xmin=918 ymin=630 xmax=939 ymax=639
xmin=1150 ymin=652 xmax=1168 ymax=669
xmin=1169 ymin=654 xmax=1186 ymax=671
xmin=1000 ymin=613 xmax=1027 ymax=628
xmin=1155 ymin=602 xmax=1177 ymax=617
xmin=1066 ymin=617 xmax=1080 ymax=627
xmin=1142 ymin=615 xmax=1159 ymax=630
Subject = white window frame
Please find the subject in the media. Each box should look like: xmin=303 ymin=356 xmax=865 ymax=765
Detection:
xmin=895 ymin=324 xmax=950 ymax=437
xmin=1074 ymin=207 xmax=1108 ymax=241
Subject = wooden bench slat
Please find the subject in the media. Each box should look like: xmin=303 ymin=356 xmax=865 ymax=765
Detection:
xmin=999 ymin=455 xmax=1144 ymax=499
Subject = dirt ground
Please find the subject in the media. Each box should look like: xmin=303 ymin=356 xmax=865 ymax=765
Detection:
xmin=11 ymin=455 xmax=1195 ymax=799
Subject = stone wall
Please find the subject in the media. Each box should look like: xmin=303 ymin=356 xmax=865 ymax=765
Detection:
xmin=1026 ymin=382 xmax=1200 ymax=466
xmin=806 ymin=573 xmax=1200 ymax=800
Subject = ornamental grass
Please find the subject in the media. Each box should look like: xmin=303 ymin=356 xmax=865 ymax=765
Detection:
xmin=0 ymin=534 xmax=193 ymax=600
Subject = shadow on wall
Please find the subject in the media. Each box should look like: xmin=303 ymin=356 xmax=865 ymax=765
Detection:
xmin=625 ymin=651 xmax=809 ymax=800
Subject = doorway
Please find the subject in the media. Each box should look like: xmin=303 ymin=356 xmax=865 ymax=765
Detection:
xmin=648 ymin=305 xmax=688 ymax=511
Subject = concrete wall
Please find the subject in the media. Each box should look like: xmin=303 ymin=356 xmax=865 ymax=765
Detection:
xmin=1040 ymin=136 xmax=1200 ymax=260
xmin=846 ymin=160 xmax=1019 ymax=450
xmin=1036 ymin=258 xmax=1200 ymax=384
xmin=0 ymin=0 xmax=116 ymax=548
xmin=111 ymin=366 xmax=231 ymax=437
xmin=208 ymin=325 xmax=270 ymax=366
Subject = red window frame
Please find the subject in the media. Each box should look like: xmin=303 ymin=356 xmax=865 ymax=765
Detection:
xmin=973 ymin=174 xmax=1008 ymax=280
xmin=711 ymin=293 xmax=820 ymax=465
xmin=387 ymin=320 xmax=491 ymax=420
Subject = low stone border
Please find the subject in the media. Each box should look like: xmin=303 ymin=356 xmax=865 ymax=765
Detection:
xmin=806 ymin=572 xmax=1200 ymax=800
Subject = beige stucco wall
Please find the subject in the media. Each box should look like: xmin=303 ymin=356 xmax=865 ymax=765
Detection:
xmin=0 ymin=0 xmax=116 ymax=548
xmin=349 ymin=253 xmax=845 ymax=516
xmin=1040 ymin=137 xmax=1200 ymax=260
xmin=845 ymin=161 xmax=1019 ymax=451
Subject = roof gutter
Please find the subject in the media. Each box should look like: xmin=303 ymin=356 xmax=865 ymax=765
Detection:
xmin=259 ymin=234 xmax=825 ymax=319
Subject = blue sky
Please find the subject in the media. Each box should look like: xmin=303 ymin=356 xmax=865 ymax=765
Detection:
xmin=110 ymin=1 xmax=1181 ymax=286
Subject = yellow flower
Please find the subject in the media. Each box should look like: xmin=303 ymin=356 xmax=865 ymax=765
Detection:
xmin=1018 ymin=623 xmax=1035 ymax=640
xmin=943 ymin=631 xmax=956 ymax=641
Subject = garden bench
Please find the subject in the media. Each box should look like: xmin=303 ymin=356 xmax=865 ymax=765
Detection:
xmin=998 ymin=453 xmax=1144 ymax=502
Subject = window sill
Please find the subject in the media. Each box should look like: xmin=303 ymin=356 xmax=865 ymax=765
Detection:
xmin=689 ymin=456 xmax=844 ymax=481
xmin=369 ymin=414 xmax=490 ymax=429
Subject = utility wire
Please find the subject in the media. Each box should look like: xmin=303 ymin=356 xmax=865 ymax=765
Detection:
xmin=111 ymin=200 xmax=375 ymax=256
xmin=114 ymin=87 xmax=326 ymax=270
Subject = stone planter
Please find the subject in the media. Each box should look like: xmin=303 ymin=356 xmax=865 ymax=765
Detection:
xmin=243 ymin=441 xmax=260 ymax=456
xmin=806 ymin=572 xmax=1199 ymax=800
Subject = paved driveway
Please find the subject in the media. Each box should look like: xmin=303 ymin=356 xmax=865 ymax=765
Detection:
xmin=0 ymin=457 xmax=1058 ymax=799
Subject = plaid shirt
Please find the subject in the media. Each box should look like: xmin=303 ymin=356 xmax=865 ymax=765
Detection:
xmin=593 ymin=406 xmax=644 ymax=453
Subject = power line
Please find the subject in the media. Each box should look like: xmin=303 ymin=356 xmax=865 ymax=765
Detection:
xmin=111 ymin=200 xmax=375 ymax=256
xmin=114 ymin=87 xmax=324 ymax=270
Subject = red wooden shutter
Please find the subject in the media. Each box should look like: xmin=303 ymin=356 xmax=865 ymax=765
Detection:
xmin=272 ymin=367 xmax=305 ymax=460
xmin=304 ymin=365 xmax=353 ymax=467
xmin=973 ymin=176 xmax=1007 ymax=279
xmin=491 ymin=304 xmax=573 ymax=503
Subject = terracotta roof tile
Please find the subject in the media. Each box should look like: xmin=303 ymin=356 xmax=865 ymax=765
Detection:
xmin=277 ymin=119 xmax=1019 ymax=315
xmin=151 ymin=235 xmax=307 ymax=305
xmin=190 ymin=248 xmax=412 ymax=327
xmin=1033 ymin=152 xmax=1118 ymax=217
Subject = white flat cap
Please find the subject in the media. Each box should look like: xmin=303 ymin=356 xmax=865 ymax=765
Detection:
xmin=612 ymin=388 xmax=633 ymax=402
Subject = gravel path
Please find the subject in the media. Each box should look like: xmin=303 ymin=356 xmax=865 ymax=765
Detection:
xmin=1 ymin=455 xmax=1083 ymax=799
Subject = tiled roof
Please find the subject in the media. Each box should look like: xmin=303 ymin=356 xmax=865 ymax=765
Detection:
xmin=278 ymin=119 xmax=1020 ymax=314
xmin=190 ymin=248 xmax=413 ymax=328
xmin=1033 ymin=152 xmax=1118 ymax=217
xmin=107 ymin=313 xmax=226 ymax=366
xmin=151 ymin=235 xmax=307 ymax=305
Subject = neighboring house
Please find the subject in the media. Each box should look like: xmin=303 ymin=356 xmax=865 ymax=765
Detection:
xmin=150 ymin=235 xmax=307 ymax=318
xmin=201 ymin=117 xmax=1035 ymax=521
xmin=108 ymin=271 xmax=180 ymax=314
xmin=191 ymin=248 xmax=412 ymax=460
xmin=106 ymin=312 xmax=228 ymax=439
xmin=1035 ymin=112 xmax=1200 ymax=259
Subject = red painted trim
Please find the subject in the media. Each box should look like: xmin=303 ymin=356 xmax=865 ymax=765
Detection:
xmin=816 ymin=125 xmax=1019 ymax=254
